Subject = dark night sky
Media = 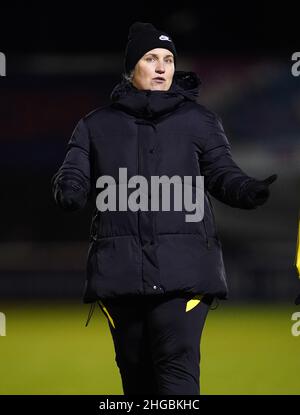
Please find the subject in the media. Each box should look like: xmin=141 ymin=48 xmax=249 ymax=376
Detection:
xmin=0 ymin=3 xmax=298 ymax=56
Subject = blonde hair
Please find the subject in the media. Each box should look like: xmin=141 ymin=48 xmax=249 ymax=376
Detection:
xmin=123 ymin=70 xmax=134 ymax=83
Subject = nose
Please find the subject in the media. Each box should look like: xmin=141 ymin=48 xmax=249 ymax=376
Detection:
xmin=155 ymin=60 xmax=165 ymax=73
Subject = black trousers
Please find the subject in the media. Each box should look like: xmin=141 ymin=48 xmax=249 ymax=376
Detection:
xmin=97 ymin=293 xmax=213 ymax=395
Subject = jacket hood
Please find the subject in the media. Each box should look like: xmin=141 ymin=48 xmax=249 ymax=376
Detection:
xmin=110 ymin=70 xmax=201 ymax=119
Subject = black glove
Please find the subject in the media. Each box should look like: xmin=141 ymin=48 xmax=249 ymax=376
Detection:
xmin=54 ymin=182 xmax=87 ymax=211
xmin=56 ymin=189 xmax=82 ymax=211
xmin=240 ymin=174 xmax=278 ymax=209
xmin=295 ymin=293 xmax=300 ymax=305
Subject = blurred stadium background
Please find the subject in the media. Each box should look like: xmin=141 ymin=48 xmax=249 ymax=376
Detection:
xmin=0 ymin=4 xmax=300 ymax=395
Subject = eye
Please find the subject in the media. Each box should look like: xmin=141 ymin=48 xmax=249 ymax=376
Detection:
xmin=145 ymin=57 xmax=154 ymax=62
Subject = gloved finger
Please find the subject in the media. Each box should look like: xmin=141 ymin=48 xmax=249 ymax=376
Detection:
xmin=262 ymin=174 xmax=278 ymax=185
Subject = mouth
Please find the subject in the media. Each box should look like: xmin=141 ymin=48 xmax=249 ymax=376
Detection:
xmin=153 ymin=77 xmax=165 ymax=83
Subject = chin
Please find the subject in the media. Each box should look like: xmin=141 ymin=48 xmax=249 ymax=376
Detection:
xmin=151 ymin=84 xmax=168 ymax=91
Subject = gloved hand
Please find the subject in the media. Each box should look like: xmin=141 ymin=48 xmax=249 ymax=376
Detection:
xmin=240 ymin=174 xmax=278 ymax=209
xmin=54 ymin=182 xmax=87 ymax=211
xmin=57 ymin=189 xmax=81 ymax=211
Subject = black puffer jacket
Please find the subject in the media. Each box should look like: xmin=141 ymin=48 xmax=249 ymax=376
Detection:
xmin=52 ymin=71 xmax=258 ymax=303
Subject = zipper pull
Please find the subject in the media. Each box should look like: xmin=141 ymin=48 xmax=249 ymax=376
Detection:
xmin=85 ymin=302 xmax=96 ymax=327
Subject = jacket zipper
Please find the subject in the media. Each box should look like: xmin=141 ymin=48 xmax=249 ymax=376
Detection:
xmin=136 ymin=121 xmax=143 ymax=279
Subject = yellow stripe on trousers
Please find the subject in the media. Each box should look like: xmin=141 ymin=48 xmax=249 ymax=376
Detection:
xmin=98 ymin=300 xmax=115 ymax=328
xmin=186 ymin=294 xmax=204 ymax=312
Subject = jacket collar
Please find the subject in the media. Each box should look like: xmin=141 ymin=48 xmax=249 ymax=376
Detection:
xmin=110 ymin=71 xmax=201 ymax=119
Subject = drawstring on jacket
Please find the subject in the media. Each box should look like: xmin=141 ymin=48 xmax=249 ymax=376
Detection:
xmin=85 ymin=302 xmax=96 ymax=327
xmin=84 ymin=300 xmax=116 ymax=328
xmin=210 ymin=297 xmax=220 ymax=310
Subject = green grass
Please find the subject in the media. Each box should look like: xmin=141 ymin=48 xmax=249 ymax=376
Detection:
xmin=0 ymin=301 xmax=299 ymax=394
xmin=201 ymin=303 xmax=300 ymax=394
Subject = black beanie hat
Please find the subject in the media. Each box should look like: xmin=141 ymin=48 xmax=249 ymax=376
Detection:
xmin=124 ymin=22 xmax=177 ymax=74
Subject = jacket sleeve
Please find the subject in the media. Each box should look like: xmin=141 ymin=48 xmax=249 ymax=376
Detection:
xmin=51 ymin=117 xmax=91 ymax=211
xmin=199 ymin=112 xmax=254 ymax=208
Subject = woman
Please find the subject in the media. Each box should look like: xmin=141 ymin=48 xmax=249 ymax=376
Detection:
xmin=51 ymin=22 xmax=277 ymax=395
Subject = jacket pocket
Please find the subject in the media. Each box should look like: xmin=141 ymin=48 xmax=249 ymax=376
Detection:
xmin=202 ymin=218 xmax=210 ymax=249
xmin=207 ymin=194 xmax=219 ymax=238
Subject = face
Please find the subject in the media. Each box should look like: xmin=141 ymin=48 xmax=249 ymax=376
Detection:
xmin=132 ymin=48 xmax=175 ymax=91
